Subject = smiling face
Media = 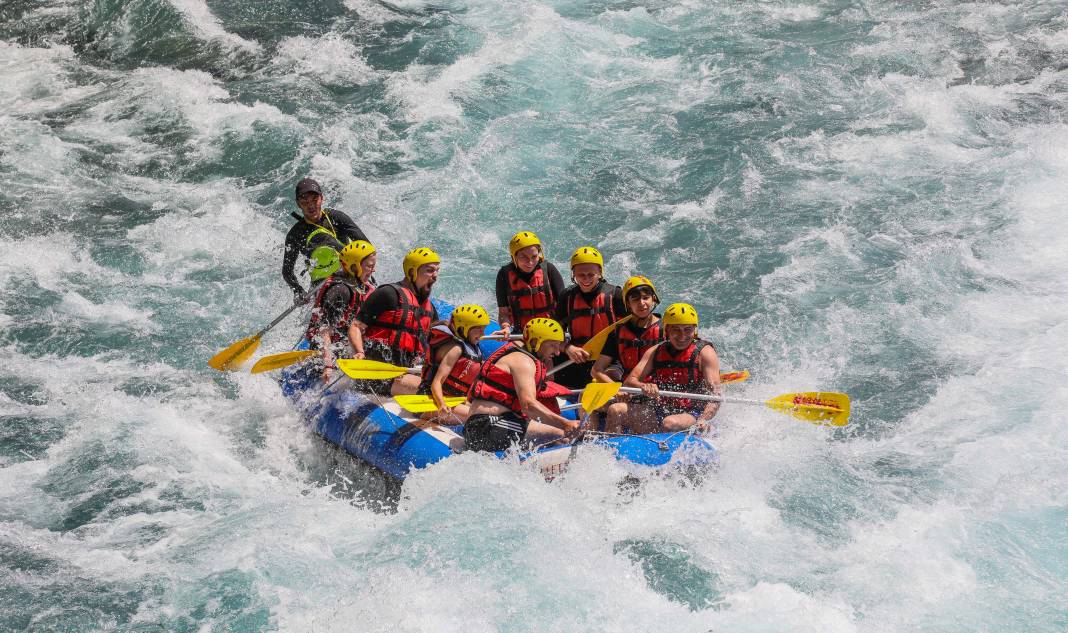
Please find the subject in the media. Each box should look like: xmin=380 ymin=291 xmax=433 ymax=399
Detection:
xmin=513 ymin=245 xmax=541 ymax=273
xmin=665 ymin=323 xmax=697 ymax=349
xmin=537 ymin=339 xmax=565 ymax=361
xmin=357 ymin=251 xmax=376 ymax=281
xmin=626 ymin=288 xmax=656 ymax=319
xmin=571 ymin=263 xmax=601 ymax=292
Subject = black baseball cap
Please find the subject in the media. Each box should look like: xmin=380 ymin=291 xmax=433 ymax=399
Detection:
xmin=295 ymin=178 xmax=322 ymax=198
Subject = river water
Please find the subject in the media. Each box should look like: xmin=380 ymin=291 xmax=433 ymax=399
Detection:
xmin=2 ymin=0 xmax=1066 ymax=630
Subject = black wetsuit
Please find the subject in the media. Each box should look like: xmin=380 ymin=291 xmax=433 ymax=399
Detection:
xmin=282 ymin=209 xmax=369 ymax=297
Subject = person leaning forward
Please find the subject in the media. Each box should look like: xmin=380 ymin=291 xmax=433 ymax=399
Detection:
xmin=464 ymin=318 xmax=579 ymax=452
xmin=282 ymin=178 xmax=370 ymax=303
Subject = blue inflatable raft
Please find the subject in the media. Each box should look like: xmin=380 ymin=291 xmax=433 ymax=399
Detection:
xmin=279 ymin=298 xmax=717 ymax=481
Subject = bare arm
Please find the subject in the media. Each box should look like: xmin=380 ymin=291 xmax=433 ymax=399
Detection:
xmin=430 ymin=344 xmax=462 ymax=412
xmin=497 ymin=307 xmax=513 ymax=333
xmin=348 ymin=319 xmax=366 ymax=358
xmin=510 ymin=357 xmax=577 ymax=433
xmin=590 ymin=354 xmax=615 ymax=383
xmin=697 ymin=345 xmax=722 ymax=421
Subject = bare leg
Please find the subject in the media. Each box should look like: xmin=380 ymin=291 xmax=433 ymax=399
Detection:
xmin=524 ymin=419 xmax=566 ymax=447
xmin=390 ymin=373 xmax=421 ymax=396
xmin=625 ymin=403 xmax=660 ymax=435
xmin=604 ymin=401 xmax=629 ymax=434
xmin=660 ymin=412 xmax=700 ymax=432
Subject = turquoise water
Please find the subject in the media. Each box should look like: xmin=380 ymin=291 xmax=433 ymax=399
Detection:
xmin=2 ymin=0 xmax=1067 ymax=630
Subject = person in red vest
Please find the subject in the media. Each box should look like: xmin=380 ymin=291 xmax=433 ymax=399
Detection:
xmin=465 ymin=318 xmax=579 ymax=451
xmin=350 ymin=247 xmax=440 ymax=395
xmin=305 ymin=240 xmax=377 ymax=381
xmin=495 ymin=231 xmax=565 ymax=334
xmin=592 ymin=275 xmax=663 ymax=432
xmin=619 ymin=303 xmax=722 ymax=434
xmin=552 ymin=246 xmax=625 ymax=388
xmin=417 ymin=304 xmax=490 ymax=423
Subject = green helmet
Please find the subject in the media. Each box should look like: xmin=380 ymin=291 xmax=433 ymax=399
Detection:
xmin=309 ymin=246 xmax=340 ymax=282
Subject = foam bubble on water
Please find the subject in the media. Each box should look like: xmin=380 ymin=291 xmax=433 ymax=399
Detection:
xmin=272 ymin=34 xmax=377 ymax=86
xmin=166 ymin=0 xmax=261 ymax=53
xmin=0 ymin=42 xmax=95 ymax=116
xmin=57 ymin=292 xmax=160 ymax=333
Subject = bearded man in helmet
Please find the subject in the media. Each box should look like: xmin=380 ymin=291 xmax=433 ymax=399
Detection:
xmin=464 ymin=318 xmax=579 ymax=452
xmin=304 ymin=240 xmax=378 ymax=381
xmin=619 ymin=303 xmax=722 ymax=434
xmin=350 ymin=247 xmax=440 ymax=395
xmin=416 ymin=304 xmax=490 ymax=423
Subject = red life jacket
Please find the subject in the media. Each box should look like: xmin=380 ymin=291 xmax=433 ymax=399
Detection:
xmin=418 ymin=325 xmax=484 ymax=397
xmin=616 ymin=318 xmax=663 ymax=372
xmin=362 ymin=283 xmax=434 ymax=357
xmin=507 ymin=263 xmax=555 ymax=329
xmin=649 ymin=339 xmax=712 ymax=410
xmin=470 ymin=342 xmax=556 ymax=417
xmin=562 ymin=283 xmax=619 ymax=346
xmin=304 ymin=276 xmax=374 ymax=347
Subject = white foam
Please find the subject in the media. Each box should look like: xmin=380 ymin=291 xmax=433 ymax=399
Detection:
xmin=166 ymin=0 xmax=261 ymax=52
xmin=272 ymin=34 xmax=377 ymax=85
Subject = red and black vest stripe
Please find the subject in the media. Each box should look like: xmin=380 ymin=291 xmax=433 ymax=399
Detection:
xmin=362 ymin=284 xmax=434 ymax=357
xmin=649 ymin=339 xmax=712 ymax=409
xmin=506 ymin=263 xmax=555 ymax=329
xmin=304 ymin=276 xmax=375 ymax=347
xmin=470 ymin=343 xmax=552 ymax=417
xmin=418 ymin=325 xmax=484 ymax=397
xmin=616 ymin=318 xmax=663 ymax=372
xmin=561 ymin=283 xmax=618 ymax=346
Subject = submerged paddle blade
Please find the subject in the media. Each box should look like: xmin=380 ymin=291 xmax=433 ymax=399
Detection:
xmin=580 ymin=382 xmax=623 ymax=413
xmin=336 ymin=358 xmax=409 ymax=380
xmin=765 ymin=392 xmax=851 ymax=427
xmin=719 ymin=370 xmax=750 ymax=384
xmin=393 ymin=394 xmax=467 ymax=413
xmin=250 ymin=350 xmax=317 ymax=374
xmin=208 ymin=334 xmax=261 ymax=371
xmin=581 ymin=315 xmax=633 ymax=358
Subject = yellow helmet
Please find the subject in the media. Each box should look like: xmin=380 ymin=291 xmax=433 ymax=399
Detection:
xmin=569 ymin=246 xmax=604 ymax=271
xmin=508 ymin=231 xmax=543 ymax=262
xmin=523 ymin=317 xmax=565 ymax=353
xmin=339 ymin=240 xmax=376 ymax=278
xmin=451 ymin=304 xmax=490 ymax=339
xmin=662 ymin=303 xmax=699 ymax=327
xmin=622 ymin=275 xmax=659 ymax=305
xmin=402 ymin=247 xmax=441 ymax=283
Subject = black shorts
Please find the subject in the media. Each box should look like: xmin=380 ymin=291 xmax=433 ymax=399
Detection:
xmin=463 ymin=412 xmax=529 ymax=452
xmin=653 ymin=399 xmax=706 ymax=423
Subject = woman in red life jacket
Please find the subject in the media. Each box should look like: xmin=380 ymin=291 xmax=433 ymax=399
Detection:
xmin=350 ymin=247 xmax=440 ymax=396
xmin=417 ymin=304 xmax=489 ymax=423
xmin=495 ymin=231 xmax=565 ymax=334
xmin=592 ymin=276 xmax=664 ymax=433
xmin=552 ymin=246 xmax=625 ymax=389
xmin=306 ymin=240 xmax=377 ymax=382
xmin=619 ymin=303 xmax=722 ymax=434
xmin=465 ymin=318 xmax=580 ymax=452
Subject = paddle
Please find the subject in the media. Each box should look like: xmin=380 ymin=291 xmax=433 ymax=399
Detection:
xmin=208 ymin=285 xmax=321 ymax=371
xmin=567 ymin=370 xmax=750 ymax=394
xmin=479 ymin=333 xmax=523 ymax=341
xmin=336 ymin=358 xmax=421 ymax=380
xmin=393 ymin=394 xmax=467 ymax=414
xmin=249 ymin=350 xmax=317 ymax=374
xmin=548 ymin=315 xmax=634 ymax=376
xmin=615 ymin=386 xmax=851 ymax=426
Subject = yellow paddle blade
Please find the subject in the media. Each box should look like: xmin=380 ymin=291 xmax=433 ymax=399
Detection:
xmin=765 ymin=392 xmax=851 ymax=427
xmin=208 ymin=334 xmax=262 ymax=371
xmin=393 ymin=395 xmax=467 ymax=413
xmin=720 ymin=370 xmax=750 ymax=384
xmin=336 ymin=358 xmax=410 ymax=380
xmin=249 ymin=350 xmax=317 ymax=374
xmin=580 ymin=382 xmax=623 ymax=413
xmin=581 ymin=315 xmax=633 ymax=358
